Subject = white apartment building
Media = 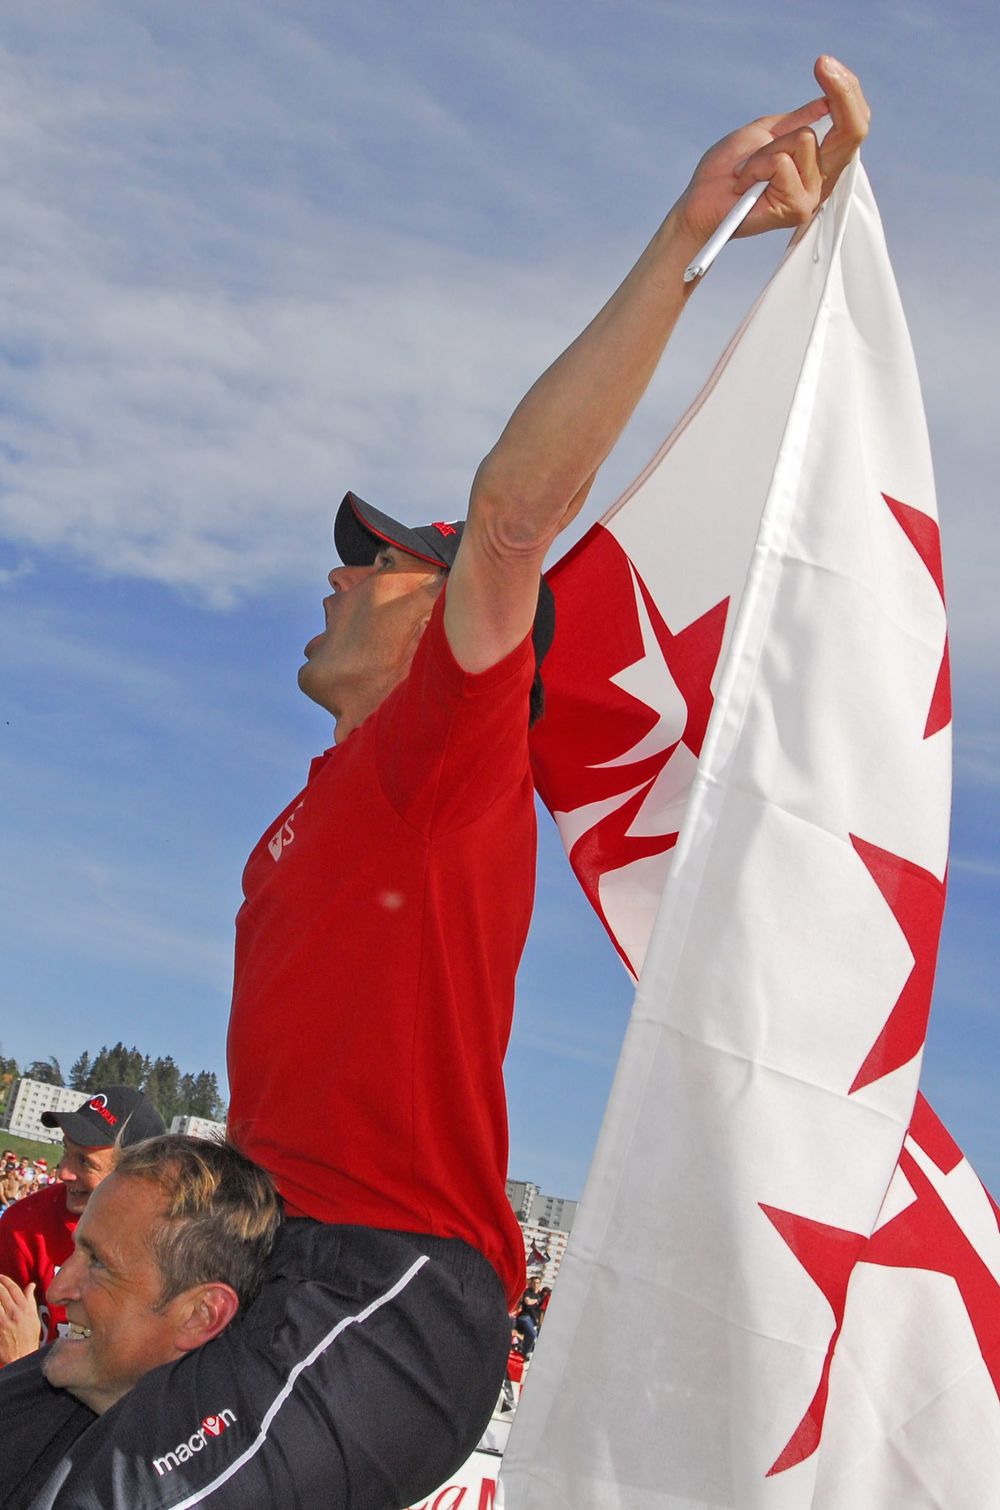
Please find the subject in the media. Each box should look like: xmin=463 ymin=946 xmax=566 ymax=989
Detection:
xmin=505 ymin=1179 xmax=539 ymax=1221
xmin=169 ymin=1115 xmax=227 ymax=1141
xmin=527 ymin=1191 xmax=577 ymax=1232
xmin=2 ymin=1079 xmax=87 ymax=1143
xmin=506 ymin=1181 xmax=578 ymax=1234
xmin=506 ymin=1179 xmax=578 ymax=1290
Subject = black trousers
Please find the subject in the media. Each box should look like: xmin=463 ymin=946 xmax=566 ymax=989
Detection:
xmin=0 ymin=1221 xmax=510 ymax=1510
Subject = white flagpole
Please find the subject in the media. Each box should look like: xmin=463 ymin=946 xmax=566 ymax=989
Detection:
xmin=683 ymin=182 xmax=768 ymax=281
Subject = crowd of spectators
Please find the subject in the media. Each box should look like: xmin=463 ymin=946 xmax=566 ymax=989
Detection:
xmin=0 ymin=1153 xmax=56 ymax=1213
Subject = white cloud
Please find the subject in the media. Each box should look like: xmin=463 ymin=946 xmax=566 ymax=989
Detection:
xmin=0 ymin=255 xmax=596 ymax=604
xmin=1 ymin=8 xmax=613 ymax=605
xmin=1 ymin=1 xmax=994 ymax=655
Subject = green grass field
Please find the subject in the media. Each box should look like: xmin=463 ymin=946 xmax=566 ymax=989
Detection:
xmin=1 ymin=1131 xmax=61 ymax=1165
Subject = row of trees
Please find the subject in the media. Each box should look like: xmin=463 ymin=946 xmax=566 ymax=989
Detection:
xmin=3 ymin=1044 xmax=226 ymax=1126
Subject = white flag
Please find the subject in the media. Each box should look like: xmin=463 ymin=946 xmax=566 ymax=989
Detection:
xmin=505 ymin=159 xmax=1000 ymax=1509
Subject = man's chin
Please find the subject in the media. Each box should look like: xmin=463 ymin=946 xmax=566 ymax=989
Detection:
xmin=297 ymin=659 xmax=320 ymax=700
xmin=42 ymin=1342 xmax=100 ymax=1412
xmin=297 ymin=660 xmax=339 ymax=716
xmin=41 ymin=1336 xmax=76 ymax=1387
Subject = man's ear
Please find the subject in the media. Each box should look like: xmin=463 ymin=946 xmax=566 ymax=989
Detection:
xmin=410 ymin=582 xmax=441 ymax=643
xmin=173 ymin=1283 xmax=240 ymax=1353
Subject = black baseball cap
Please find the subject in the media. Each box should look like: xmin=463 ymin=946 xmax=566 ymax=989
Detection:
xmin=41 ymin=1086 xmax=166 ymax=1149
xmin=336 ymin=491 xmax=465 ymax=571
xmin=334 ymin=491 xmax=556 ymax=676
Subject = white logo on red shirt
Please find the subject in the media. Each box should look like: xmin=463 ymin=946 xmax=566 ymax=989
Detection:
xmin=267 ymin=801 xmax=305 ymax=862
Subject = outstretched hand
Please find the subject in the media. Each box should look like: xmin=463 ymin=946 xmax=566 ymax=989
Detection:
xmin=465 ymin=56 xmax=869 ymax=601
xmin=676 ymin=56 xmax=870 ymax=248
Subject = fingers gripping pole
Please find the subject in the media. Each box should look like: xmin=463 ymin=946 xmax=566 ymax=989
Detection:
xmin=683 ymin=181 xmax=768 ymax=282
xmin=685 ymin=114 xmax=833 ymax=283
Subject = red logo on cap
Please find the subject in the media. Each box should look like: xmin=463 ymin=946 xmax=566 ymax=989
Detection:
xmin=432 ymin=521 xmax=457 ymax=537
xmin=87 ymin=1095 xmax=118 ymax=1128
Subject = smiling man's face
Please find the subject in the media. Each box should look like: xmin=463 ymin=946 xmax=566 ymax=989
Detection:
xmin=42 ymin=1172 xmax=193 ymax=1414
xmin=57 ymin=1135 xmax=116 ymax=1216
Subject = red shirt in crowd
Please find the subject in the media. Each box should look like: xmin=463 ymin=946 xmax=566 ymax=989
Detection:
xmin=0 ymin=1182 xmax=77 ymax=1350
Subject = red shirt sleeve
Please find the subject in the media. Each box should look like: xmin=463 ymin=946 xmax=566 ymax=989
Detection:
xmin=375 ymin=591 xmax=535 ymax=834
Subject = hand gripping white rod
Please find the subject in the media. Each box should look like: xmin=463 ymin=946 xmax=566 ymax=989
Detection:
xmin=683 ymin=181 xmax=768 ymax=282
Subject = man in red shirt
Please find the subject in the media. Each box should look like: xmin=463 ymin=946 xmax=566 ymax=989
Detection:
xmin=0 ymin=58 xmax=868 ymax=1510
xmin=0 ymin=1087 xmax=164 ymax=1367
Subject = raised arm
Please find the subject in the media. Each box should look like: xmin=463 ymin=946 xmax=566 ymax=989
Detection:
xmin=445 ymin=56 xmax=869 ymax=673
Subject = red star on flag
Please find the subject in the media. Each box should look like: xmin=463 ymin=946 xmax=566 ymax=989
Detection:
xmin=567 ymin=776 xmax=681 ymax=972
xmin=763 ymin=1096 xmax=1000 ymax=1476
xmin=531 ymin=525 xmax=727 ymax=973
xmin=866 ymin=1154 xmax=1000 ymax=1403
xmin=760 ymin=1204 xmax=866 ymax=1474
xmin=631 ymin=572 xmax=728 ymax=765
xmin=566 ymin=578 xmax=726 ymax=968
xmin=531 ymin=526 xmax=669 ymax=803
xmin=908 ymin=1090 xmax=965 ymax=1177
xmin=883 ymin=493 xmax=951 ymax=737
xmin=848 ymin=836 xmax=947 ymax=1093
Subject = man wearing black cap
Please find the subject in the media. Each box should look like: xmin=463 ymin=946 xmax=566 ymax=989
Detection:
xmin=0 ymin=1087 xmax=164 ymax=1368
xmin=0 ymin=57 xmax=869 ymax=1510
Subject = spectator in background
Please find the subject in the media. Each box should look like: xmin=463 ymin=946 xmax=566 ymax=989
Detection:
xmin=500 ymin=1324 xmax=528 ymax=1413
xmin=515 ymin=1275 xmax=543 ymax=1356
xmin=0 ymin=1159 xmax=22 ymax=1214
xmin=0 ymin=1086 xmax=164 ymax=1367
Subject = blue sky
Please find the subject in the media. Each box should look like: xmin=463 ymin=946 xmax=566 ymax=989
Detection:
xmin=0 ymin=1 xmax=996 ymax=1198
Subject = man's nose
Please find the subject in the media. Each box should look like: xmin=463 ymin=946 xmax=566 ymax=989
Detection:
xmin=327 ymin=563 xmax=373 ymax=592
xmin=58 ymin=1158 xmax=75 ymax=1184
xmin=48 ymin=1251 xmax=83 ymax=1305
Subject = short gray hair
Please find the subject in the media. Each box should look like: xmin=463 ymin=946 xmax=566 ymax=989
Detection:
xmin=116 ymin=1134 xmax=282 ymax=1310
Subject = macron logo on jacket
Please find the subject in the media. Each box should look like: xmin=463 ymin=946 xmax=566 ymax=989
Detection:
xmin=151 ymin=1410 xmax=236 ymax=1476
